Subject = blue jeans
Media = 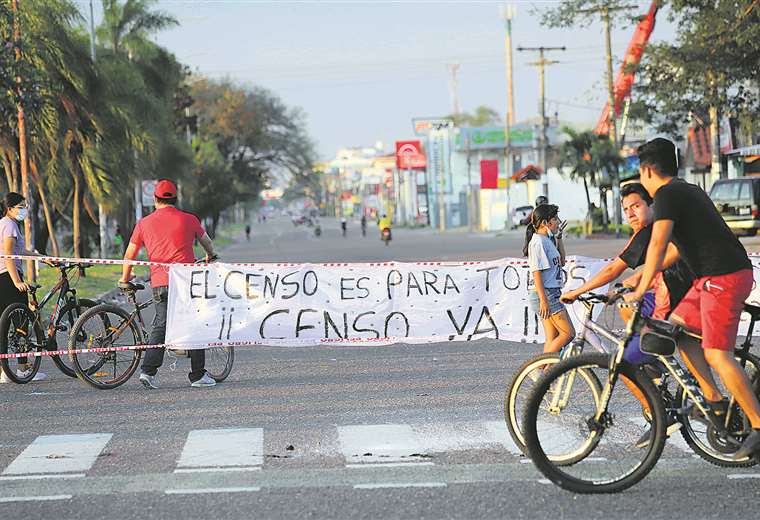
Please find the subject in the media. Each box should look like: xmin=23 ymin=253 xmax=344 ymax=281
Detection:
xmin=529 ymin=287 xmax=565 ymax=317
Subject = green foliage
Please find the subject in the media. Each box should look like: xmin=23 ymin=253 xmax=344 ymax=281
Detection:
xmin=446 ymin=105 xmax=501 ymax=127
xmin=633 ymin=0 xmax=760 ymax=137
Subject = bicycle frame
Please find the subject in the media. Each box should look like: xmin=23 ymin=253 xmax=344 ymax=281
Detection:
xmin=28 ymin=267 xmax=80 ymax=344
xmin=549 ymin=298 xmax=625 ymax=412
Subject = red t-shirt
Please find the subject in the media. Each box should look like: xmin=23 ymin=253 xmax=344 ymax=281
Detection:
xmin=129 ymin=206 xmax=205 ymax=287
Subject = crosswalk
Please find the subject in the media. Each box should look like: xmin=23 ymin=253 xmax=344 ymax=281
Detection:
xmin=0 ymin=419 xmax=701 ymax=480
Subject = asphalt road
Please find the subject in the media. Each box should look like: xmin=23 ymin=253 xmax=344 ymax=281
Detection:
xmin=3 ymin=217 xmax=760 ymax=519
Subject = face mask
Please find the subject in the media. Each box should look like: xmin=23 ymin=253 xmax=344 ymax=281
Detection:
xmin=15 ymin=208 xmax=28 ymax=222
xmin=546 ymin=228 xmax=554 ymax=238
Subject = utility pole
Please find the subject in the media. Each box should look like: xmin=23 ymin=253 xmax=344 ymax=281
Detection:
xmin=517 ymin=45 xmax=565 ymax=200
xmin=500 ymin=4 xmax=515 ymax=231
xmin=12 ymin=0 xmax=34 ymax=281
xmin=447 ymin=63 xmax=461 ymax=118
xmin=579 ymin=3 xmax=635 ymax=236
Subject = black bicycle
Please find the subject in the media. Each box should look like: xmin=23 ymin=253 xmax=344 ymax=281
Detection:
xmin=522 ymin=298 xmax=760 ymax=493
xmin=68 ymin=264 xmax=234 ymax=390
xmin=0 ymin=262 xmax=98 ymax=383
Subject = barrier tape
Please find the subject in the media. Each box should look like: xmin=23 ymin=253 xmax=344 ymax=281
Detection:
xmin=0 ymin=343 xmax=161 ymax=360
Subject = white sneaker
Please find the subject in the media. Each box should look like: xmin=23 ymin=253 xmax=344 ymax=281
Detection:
xmin=139 ymin=372 xmax=159 ymax=389
xmin=20 ymin=369 xmax=47 ymax=382
xmin=190 ymin=373 xmax=216 ymax=388
xmin=0 ymin=370 xmax=9 ymax=384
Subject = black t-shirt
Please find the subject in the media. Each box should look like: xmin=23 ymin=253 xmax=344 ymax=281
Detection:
xmin=618 ymin=225 xmax=695 ymax=309
xmin=653 ymin=178 xmax=751 ymax=277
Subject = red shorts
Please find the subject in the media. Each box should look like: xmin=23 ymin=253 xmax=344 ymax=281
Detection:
xmin=652 ymin=272 xmax=671 ymax=320
xmin=671 ymin=269 xmax=753 ymax=351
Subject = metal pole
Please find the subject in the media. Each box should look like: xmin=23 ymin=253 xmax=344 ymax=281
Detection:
xmin=502 ymin=5 xmax=515 ymax=231
xmin=466 ymin=132 xmax=474 ymax=231
xmin=538 ymin=49 xmax=548 ymax=199
xmin=603 ymin=7 xmax=622 ymax=236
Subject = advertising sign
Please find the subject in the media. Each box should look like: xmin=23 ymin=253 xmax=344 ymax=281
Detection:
xmin=395 ymin=140 xmax=427 ymax=170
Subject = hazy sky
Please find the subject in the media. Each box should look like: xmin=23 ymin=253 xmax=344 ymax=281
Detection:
xmin=84 ymin=1 xmax=673 ymax=159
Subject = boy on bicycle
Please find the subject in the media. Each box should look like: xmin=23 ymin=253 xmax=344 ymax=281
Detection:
xmin=624 ymin=138 xmax=760 ymax=459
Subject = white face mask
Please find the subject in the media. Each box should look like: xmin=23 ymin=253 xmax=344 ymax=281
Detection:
xmin=15 ymin=208 xmax=28 ymax=222
xmin=546 ymin=228 xmax=554 ymax=238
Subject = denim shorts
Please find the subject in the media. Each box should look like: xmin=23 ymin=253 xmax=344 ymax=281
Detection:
xmin=529 ymin=287 xmax=565 ymax=317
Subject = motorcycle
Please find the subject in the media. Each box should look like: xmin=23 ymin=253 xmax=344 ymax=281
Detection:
xmin=381 ymin=227 xmax=392 ymax=246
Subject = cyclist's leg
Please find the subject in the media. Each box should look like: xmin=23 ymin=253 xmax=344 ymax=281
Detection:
xmin=670 ymin=280 xmax=725 ymax=402
xmin=141 ymin=287 xmax=168 ymax=376
xmin=698 ymin=269 xmax=760 ymax=427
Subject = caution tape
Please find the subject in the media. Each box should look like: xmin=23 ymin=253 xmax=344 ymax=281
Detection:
xmin=0 ymin=343 xmax=163 ymax=360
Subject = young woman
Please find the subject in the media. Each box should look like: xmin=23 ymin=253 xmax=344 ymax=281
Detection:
xmin=0 ymin=192 xmax=46 ymax=383
xmin=524 ymin=204 xmax=575 ymax=353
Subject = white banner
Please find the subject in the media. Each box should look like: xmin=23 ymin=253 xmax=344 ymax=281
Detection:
xmin=165 ymin=256 xmax=610 ymax=349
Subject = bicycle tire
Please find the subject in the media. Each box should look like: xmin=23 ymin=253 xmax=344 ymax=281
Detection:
xmin=523 ymin=353 xmax=667 ymax=494
xmin=48 ymin=298 xmax=97 ymax=378
xmin=677 ymin=350 xmax=760 ymax=467
xmin=0 ymin=303 xmax=43 ymax=384
xmin=205 ymin=346 xmax=234 ymax=382
xmin=68 ymin=304 xmax=143 ymax=390
xmin=505 ymin=352 xmax=603 ymax=462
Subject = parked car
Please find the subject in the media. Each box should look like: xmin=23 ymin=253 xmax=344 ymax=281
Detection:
xmin=709 ymin=177 xmax=760 ymax=236
xmin=510 ymin=205 xmax=534 ymax=229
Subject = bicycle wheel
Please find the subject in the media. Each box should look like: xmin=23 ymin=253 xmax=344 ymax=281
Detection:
xmin=68 ymin=304 xmax=143 ymax=390
xmin=0 ymin=303 xmax=43 ymax=384
xmin=523 ymin=353 xmax=667 ymax=494
xmin=48 ymin=298 xmax=97 ymax=378
xmin=678 ymin=350 xmax=760 ymax=467
xmin=505 ymin=352 xmax=602 ymax=461
xmin=206 ymin=346 xmax=234 ymax=382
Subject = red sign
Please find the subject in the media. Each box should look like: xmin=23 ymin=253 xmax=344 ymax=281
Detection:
xmin=480 ymin=160 xmax=499 ymax=189
xmin=395 ymin=140 xmax=427 ymax=170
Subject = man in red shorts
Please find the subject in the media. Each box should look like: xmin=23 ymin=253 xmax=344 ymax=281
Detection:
xmin=625 ymin=137 xmax=760 ymax=459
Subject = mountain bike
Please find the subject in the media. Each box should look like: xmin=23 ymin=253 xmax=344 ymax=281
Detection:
xmin=68 ymin=276 xmax=234 ymax=390
xmin=0 ymin=262 xmax=97 ymax=383
xmin=522 ymin=299 xmax=760 ymax=493
xmin=505 ymin=291 xmax=625 ymax=460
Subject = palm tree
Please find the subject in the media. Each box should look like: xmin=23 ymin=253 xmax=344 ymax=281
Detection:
xmin=98 ymin=0 xmax=177 ymax=56
xmin=557 ymin=127 xmax=597 ymax=218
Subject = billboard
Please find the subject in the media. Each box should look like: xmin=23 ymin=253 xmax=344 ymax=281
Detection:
xmin=395 ymin=140 xmax=427 ymax=169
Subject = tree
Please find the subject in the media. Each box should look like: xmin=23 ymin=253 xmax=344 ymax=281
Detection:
xmin=446 ymin=105 xmax=501 ymax=127
xmin=97 ymin=0 xmax=177 ymax=56
xmin=632 ymin=0 xmax=760 ymax=170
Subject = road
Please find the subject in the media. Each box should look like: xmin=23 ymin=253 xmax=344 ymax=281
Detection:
xmin=2 ymin=217 xmax=760 ymax=519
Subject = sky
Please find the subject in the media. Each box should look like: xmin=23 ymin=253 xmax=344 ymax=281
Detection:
xmin=82 ymin=0 xmax=674 ymax=160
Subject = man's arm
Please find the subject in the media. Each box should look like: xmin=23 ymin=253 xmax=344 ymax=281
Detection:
xmin=561 ymin=258 xmax=629 ymax=302
xmin=198 ymin=233 xmax=216 ymax=261
xmin=626 ymin=219 xmax=674 ymax=302
xmin=119 ymin=243 xmax=139 ymax=283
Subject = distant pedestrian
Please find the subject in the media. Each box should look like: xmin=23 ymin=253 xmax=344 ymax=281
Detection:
xmin=341 ymin=217 xmax=347 ymax=237
xmin=245 ymin=224 xmax=251 ymax=241
xmin=113 ymin=225 xmax=126 ymax=256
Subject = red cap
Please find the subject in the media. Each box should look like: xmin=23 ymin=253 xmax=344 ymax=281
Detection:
xmin=155 ymin=179 xmax=177 ymax=199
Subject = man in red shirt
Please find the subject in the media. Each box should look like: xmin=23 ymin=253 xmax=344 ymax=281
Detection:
xmin=119 ymin=179 xmax=218 ymax=389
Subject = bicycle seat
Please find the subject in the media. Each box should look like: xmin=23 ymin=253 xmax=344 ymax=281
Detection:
xmin=743 ymin=303 xmax=760 ymax=321
xmin=28 ymin=284 xmax=42 ymax=291
xmin=118 ymin=281 xmax=145 ymax=291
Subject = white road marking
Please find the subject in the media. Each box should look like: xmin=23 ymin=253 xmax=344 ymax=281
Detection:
xmin=0 ymin=473 xmax=85 ymax=481
xmin=177 ymin=428 xmax=263 ymax=469
xmin=165 ymin=487 xmax=261 ymax=495
xmin=727 ymin=474 xmax=760 ymax=480
xmin=338 ymin=424 xmax=425 ymax=463
xmin=2 ymin=434 xmax=112 ymax=475
xmin=353 ymin=482 xmax=446 ymax=489
xmin=173 ymin=467 xmax=262 ymax=474
xmin=345 ymin=462 xmax=435 ymax=469
xmin=0 ymin=495 xmax=72 ymax=503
